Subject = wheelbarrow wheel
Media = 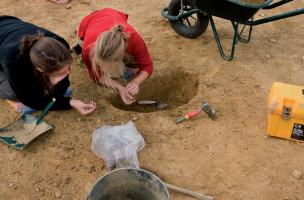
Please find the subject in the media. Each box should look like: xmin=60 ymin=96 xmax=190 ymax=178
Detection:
xmin=168 ymin=0 xmax=209 ymax=38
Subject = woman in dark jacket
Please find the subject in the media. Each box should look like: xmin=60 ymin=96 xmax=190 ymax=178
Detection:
xmin=0 ymin=16 xmax=96 ymax=115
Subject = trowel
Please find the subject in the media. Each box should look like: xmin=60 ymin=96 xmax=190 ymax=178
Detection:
xmin=0 ymin=98 xmax=56 ymax=150
xmin=137 ymin=100 xmax=168 ymax=109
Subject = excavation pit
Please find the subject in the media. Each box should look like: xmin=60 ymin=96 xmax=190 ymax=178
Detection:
xmin=109 ymin=71 xmax=198 ymax=113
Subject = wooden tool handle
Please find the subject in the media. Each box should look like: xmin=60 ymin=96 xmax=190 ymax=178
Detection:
xmin=165 ymin=183 xmax=214 ymax=200
xmin=137 ymin=100 xmax=157 ymax=105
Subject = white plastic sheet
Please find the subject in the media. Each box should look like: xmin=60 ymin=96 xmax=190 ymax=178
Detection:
xmin=91 ymin=121 xmax=145 ymax=170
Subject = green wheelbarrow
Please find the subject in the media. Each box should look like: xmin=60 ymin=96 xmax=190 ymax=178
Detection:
xmin=161 ymin=0 xmax=304 ymax=60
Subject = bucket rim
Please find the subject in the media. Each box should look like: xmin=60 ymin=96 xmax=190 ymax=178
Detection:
xmin=86 ymin=168 xmax=170 ymax=200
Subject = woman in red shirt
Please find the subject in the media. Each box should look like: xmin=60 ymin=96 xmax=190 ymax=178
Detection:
xmin=76 ymin=8 xmax=153 ymax=105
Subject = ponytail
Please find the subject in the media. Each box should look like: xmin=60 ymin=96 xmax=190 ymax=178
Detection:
xmin=91 ymin=24 xmax=127 ymax=83
xmin=113 ymin=24 xmax=124 ymax=33
xmin=20 ymin=32 xmax=44 ymax=56
xmin=19 ymin=32 xmax=72 ymax=93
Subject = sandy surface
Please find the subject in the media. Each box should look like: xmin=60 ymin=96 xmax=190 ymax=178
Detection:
xmin=1 ymin=0 xmax=304 ymax=200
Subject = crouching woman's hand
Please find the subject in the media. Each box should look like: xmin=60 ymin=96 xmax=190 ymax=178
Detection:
xmin=70 ymin=99 xmax=96 ymax=115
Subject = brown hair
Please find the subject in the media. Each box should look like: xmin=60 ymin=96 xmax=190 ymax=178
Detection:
xmin=91 ymin=25 xmax=127 ymax=85
xmin=20 ymin=32 xmax=72 ymax=93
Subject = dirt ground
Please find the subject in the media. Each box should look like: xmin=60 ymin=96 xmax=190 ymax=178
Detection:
xmin=1 ymin=0 xmax=304 ymax=200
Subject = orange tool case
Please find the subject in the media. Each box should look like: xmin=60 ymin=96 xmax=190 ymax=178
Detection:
xmin=267 ymin=82 xmax=304 ymax=142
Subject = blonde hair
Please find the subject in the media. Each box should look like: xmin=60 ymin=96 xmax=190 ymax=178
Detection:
xmin=91 ymin=25 xmax=127 ymax=91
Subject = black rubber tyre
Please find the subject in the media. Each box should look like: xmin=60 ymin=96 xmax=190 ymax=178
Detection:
xmin=168 ymin=0 xmax=209 ymax=38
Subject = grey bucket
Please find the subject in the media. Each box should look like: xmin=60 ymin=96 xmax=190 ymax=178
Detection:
xmin=86 ymin=168 xmax=170 ymax=200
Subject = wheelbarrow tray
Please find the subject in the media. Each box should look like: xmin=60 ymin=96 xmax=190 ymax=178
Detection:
xmin=161 ymin=0 xmax=303 ymax=60
xmin=196 ymin=0 xmax=273 ymax=21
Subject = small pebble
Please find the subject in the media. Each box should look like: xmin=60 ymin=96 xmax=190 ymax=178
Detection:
xmin=302 ymin=56 xmax=304 ymax=61
xmin=64 ymin=5 xmax=72 ymax=9
xmin=269 ymin=39 xmax=277 ymax=43
xmin=35 ymin=187 xmax=40 ymax=192
xmin=185 ymin=125 xmax=191 ymax=129
xmin=8 ymin=154 xmax=17 ymax=161
xmin=266 ymin=54 xmax=271 ymax=59
xmin=96 ymin=119 xmax=102 ymax=124
xmin=168 ymin=130 xmax=175 ymax=135
xmin=55 ymin=190 xmax=62 ymax=198
xmin=8 ymin=183 xmax=17 ymax=189
xmin=88 ymin=166 xmax=96 ymax=173
xmin=131 ymin=115 xmax=138 ymax=121
xmin=52 ymin=181 xmax=59 ymax=187
xmin=291 ymin=169 xmax=303 ymax=180
xmin=112 ymin=116 xmax=116 ymax=121
xmin=63 ymin=176 xmax=71 ymax=185
xmin=76 ymin=118 xmax=82 ymax=123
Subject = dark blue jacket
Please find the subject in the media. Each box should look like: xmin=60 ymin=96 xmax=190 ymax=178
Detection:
xmin=0 ymin=16 xmax=71 ymax=110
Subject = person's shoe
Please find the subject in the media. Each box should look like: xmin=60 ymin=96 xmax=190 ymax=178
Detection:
xmin=6 ymin=100 xmax=37 ymax=114
xmin=71 ymin=43 xmax=82 ymax=55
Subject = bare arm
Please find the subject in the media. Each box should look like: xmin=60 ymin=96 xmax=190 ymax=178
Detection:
xmin=98 ymin=74 xmax=124 ymax=92
xmin=70 ymin=99 xmax=96 ymax=115
xmin=130 ymin=71 xmax=149 ymax=85
xmin=98 ymin=75 xmax=135 ymax=105
xmin=126 ymin=71 xmax=149 ymax=96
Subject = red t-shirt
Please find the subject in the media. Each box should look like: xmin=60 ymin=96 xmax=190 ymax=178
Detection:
xmin=78 ymin=8 xmax=153 ymax=82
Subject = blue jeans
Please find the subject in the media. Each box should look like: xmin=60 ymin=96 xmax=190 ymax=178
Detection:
xmin=20 ymin=88 xmax=73 ymax=114
xmin=123 ymin=68 xmax=138 ymax=81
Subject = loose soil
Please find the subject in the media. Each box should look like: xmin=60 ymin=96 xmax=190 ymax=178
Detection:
xmin=0 ymin=1 xmax=304 ymax=200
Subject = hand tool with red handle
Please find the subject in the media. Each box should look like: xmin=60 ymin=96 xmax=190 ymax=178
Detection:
xmin=176 ymin=109 xmax=202 ymax=123
xmin=176 ymin=101 xmax=217 ymax=123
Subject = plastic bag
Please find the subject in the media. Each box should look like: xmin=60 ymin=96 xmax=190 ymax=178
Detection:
xmin=91 ymin=121 xmax=145 ymax=170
